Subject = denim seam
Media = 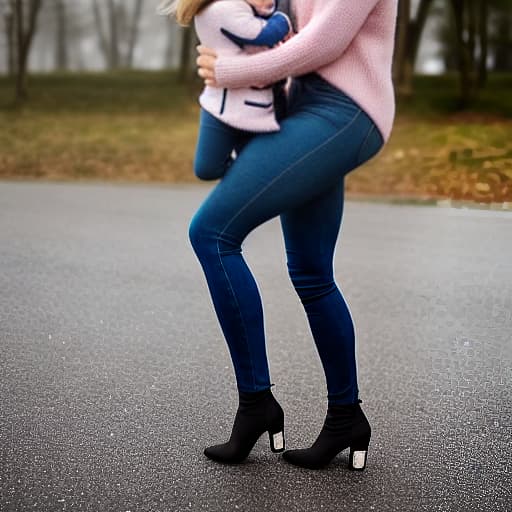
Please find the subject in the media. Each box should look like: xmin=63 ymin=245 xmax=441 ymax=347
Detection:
xmin=219 ymin=109 xmax=363 ymax=238
xmin=356 ymin=124 xmax=375 ymax=166
xmin=216 ymin=237 xmax=258 ymax=390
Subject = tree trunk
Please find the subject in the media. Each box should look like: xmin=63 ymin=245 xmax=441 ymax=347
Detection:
xmin=93 ymin=0 xmax=109 ymax=68
xmin=126 ymin=0 xmax=143 ymax=68
xmin=55 ymin=0 xmax=68 ymax=70
xmin=178 ymin=26 xmax=193 ymax=83
xmin=15 ymin=0 xmax=42 ymax=101
xmin=107 ymin=0 xmax=120 ymax=69
xmin=4 ymin=2 xmax=16 ymax=76
xmin=165 ymin=25 xmax=176 ymax=68
xmin=467 ymin=0 xmax=477 ymax=68
xmin=478 ymin=0 xmax=488 ymax=87
xmin=407 ymin=0 xmax=435 ymax=66
xmin=393 ymin=0 xmax=410 ymax=89
xmin=451 ymin=0 xmax=474 ymax=107
xmin=493 ymin=10 xmax=511 ymax=71
xmin=15 ymin=0 xmax=24 ymax=98
xmin=394 ymin=0 xmax=434 ymax=97
xmin=94 ymin=0 xmax=142 ymax=70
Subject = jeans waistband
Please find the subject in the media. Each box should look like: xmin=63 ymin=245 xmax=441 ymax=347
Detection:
xmin=295 ymin=72 xmax=343 ymax=95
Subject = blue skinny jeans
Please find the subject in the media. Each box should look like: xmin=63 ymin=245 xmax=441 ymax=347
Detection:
xmin=193 ymin=108 xmax=253 ymax=181
xmin=189 ymin=73 xmax=384 ymax=404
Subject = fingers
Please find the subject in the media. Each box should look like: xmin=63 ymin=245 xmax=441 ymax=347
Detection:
xmin=199 ymin=72 xmax=218 ymax=87
xmin=196 ymin=45 xmax=218 ymax=86
xmin=196 ymin=45 xmax=217 ymax=57
xmin=196 ymin=54 xmax=216 ymax=71
xmin=197 ymin=66 xmax=213 ymax=79
xmin=198 ymin=69 xmax=217 ymax=87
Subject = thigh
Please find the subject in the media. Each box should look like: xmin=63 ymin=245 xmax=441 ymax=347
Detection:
xmin=194 ymin=109 xmax=243 ymax=179
xmin=192 ymin=104 xmax=372 ymax=245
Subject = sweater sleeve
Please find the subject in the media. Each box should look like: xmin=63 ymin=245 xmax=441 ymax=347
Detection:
xmin=215 ymin=0 xmax=380 ymax=88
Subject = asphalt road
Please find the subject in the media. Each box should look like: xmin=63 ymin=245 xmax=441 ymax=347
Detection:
xmin=1 ymin=181 xmax=511 ymax=512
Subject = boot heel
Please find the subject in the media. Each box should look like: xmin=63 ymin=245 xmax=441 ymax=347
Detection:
xmin=349 ymin=434 xmax=370 ymax=471
xmin=269 ymin=430 xmax=285 ymax=452
xmin=349 ymin=447 xmax=368 ymax=470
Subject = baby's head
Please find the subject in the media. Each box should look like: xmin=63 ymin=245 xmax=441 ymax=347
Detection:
xmin=157 ymin=0 xmax=276 ymax=26
xmin=158 ymin=0 xmax=224 ymax=25
xmin=245 ymin=0 xmax=275 ymax=17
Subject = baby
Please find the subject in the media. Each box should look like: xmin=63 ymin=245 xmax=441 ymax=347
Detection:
xmin=158 ymin=0 xmax=292 ymax=180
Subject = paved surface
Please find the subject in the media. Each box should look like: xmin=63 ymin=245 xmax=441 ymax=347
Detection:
xmin=1 ymin=181 xmax=511 ymax=512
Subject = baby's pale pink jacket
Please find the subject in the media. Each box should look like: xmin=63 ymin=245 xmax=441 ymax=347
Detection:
xmin=195 ymin=0 xmax=291 ymax=132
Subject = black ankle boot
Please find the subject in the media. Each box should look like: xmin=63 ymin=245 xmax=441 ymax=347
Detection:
xmin=204 ymin=388 xmax=285 ymax=464
xmin=282 ymin=399 xmax=371 ymax=470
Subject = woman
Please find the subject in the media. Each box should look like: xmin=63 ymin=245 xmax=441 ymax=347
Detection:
xmin=191 ymin=0 xmax=398 ymax=470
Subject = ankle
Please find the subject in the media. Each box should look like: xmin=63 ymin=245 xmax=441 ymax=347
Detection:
xmin=327 ymin=397 xmax=362 ymax=407
xmin=238 ymin=387 xmax=272 ymax=399
xmin=238 ymin=386 xmax=275 ymax=407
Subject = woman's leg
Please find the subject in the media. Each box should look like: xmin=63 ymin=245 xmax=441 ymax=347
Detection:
xmin=194 ymin=109 xmax=250 ymax=181
xmin=189 ymin=90 xmax=380 ymax=393
xmin=280 ymin=179 xmax=358 ymax=405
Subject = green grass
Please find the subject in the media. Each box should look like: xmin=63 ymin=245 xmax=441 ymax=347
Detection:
xmin=1 ymin=71 xmax=511 ymax=201
xmin=396 ymin=73 xmax=512 ymax=119
xmin=0 ymin=70 xmax=202 ymax=113
xmin=2 ymin=71 xmax=511 ymax=116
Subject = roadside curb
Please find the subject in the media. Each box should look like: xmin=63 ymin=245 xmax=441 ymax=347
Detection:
xmin=346 ymin=194 xmax=512 ymax=212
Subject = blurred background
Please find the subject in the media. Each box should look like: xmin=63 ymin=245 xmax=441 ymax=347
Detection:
xmin=1 ymin=0 xmax=511 ymax=204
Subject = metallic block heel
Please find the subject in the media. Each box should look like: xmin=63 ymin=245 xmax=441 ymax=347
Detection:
xmin=348 ymin=448 xmax=368 ymax=470
xmin=269 ymin=430 xmax=285 ymax=452
xmin=348 ymin=434 xmax=370 ymax=470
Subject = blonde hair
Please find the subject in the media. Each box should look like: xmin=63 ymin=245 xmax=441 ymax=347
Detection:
xmin=157 ymin=0 xmax=216 ymax=26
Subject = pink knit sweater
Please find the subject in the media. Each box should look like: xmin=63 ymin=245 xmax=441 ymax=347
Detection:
xmin=215 ymin=0 xmax=398 ymax=141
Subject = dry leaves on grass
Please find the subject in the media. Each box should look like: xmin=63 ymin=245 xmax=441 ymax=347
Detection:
xmin=2 ymin=109 xmax=512 ymax=203
xmin=347 ymin=120 xmax=512 ymax=202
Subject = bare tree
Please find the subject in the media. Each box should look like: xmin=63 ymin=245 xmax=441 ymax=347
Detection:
xmin=179 ymin=25 xmax=193 ymax=82
xmin=451 ymin=0 xmax=474 ymax=106
xmin=13 ymin=0 xmax=43 ymax=100
xmin=492 ymin=4 xmax=512 ymax=71
xmin=3 ymin=0 xmax=17 ymax=75
xmin=126 ymin=0 xmax=143 ymax=68
xmin=92 ymin=0 xmax=144 ymax=70
xmin=392 ymin=0 xmax=410 ymax=90
xmin=165 ymin=24 xmax=176 ymax=68
xmin=449 ymin=0 xmax=494 ymax=105
xmin=92 ymin=0 xmax=119 ymax=68
xmin=107 ymin=0 xmax=120 ymax=68
xmin=93 ymin=0 xmax=108 ymax=66
xmin=393 ymin=0 xmax=435 ymax=96
xmin=478 ymin=0 xmax=488 ymax=87
xmin=178 ymin=23 xmax=201 ymax=84
xmin=55 ymin=0 xmax=67 ymax=70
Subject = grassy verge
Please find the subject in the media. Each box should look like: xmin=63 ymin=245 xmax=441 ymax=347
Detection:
xmin=1 ymin=71 xmax=511 ymax=202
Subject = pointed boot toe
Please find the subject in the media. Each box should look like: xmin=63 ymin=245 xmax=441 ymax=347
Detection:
xmin=203 ymin=388 xmax=285 ymax=464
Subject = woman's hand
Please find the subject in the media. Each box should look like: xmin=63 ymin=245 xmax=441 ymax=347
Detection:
xmin=196 ymin=45 xmax=218 ymax=87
